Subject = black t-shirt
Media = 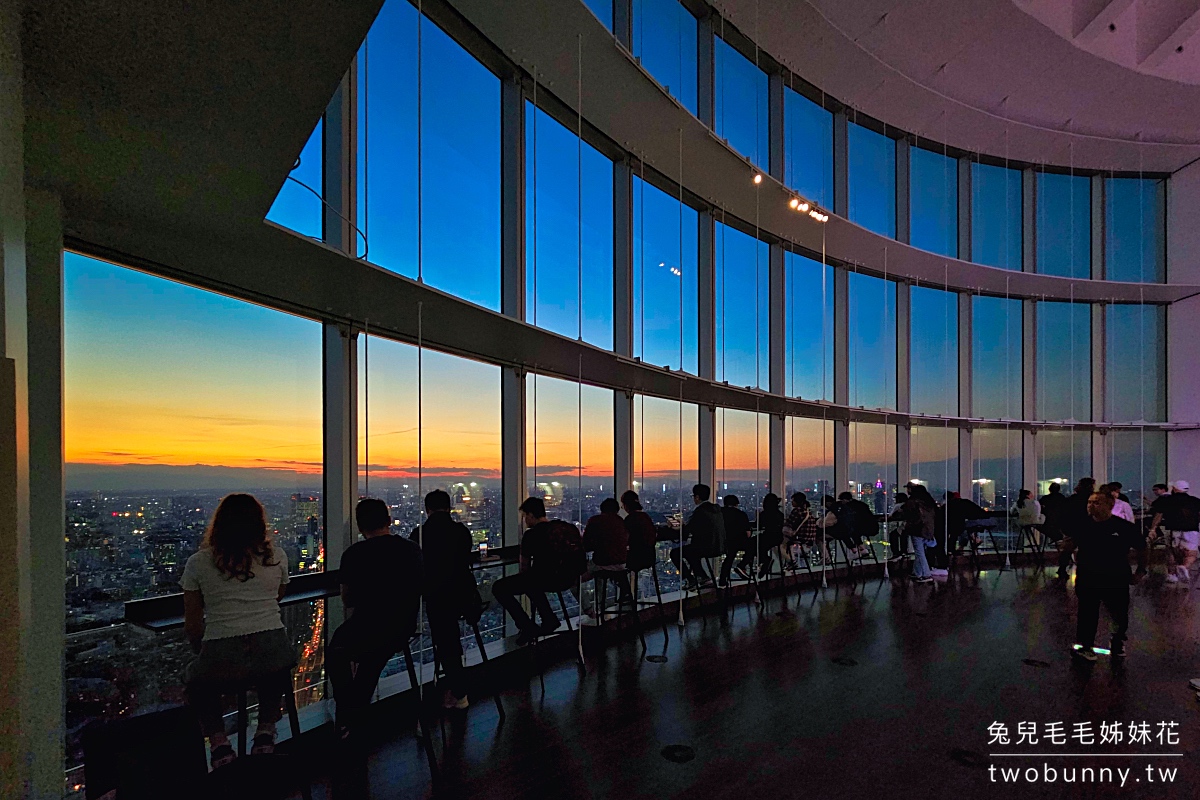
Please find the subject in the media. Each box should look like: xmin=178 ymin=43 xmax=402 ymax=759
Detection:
xmin=1073 ymin=516 xmax=1144 ymax=590
xmin=1164 ymin=493 xmax=1200 ymax=533
xmin=410 ymin=513 xmax=474 ymax=603
xmin=340 ymin=534 xmax=423 ymax=637
xmin=1149 ymin=493 xmax=1173 ymax=520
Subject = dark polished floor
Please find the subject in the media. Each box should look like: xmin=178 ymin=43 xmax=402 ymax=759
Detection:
xmin=314 ymin=562 xmax=1200 ymax=799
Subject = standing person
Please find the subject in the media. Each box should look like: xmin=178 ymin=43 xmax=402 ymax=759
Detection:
xmin=718 ymin=495 xmax=753 ymax=587
xmin=411 ymin=490 xmax=481 ymax=711
xmin=1039 ymin=482 xmax=1069 ymax=575
xmin=492 ymin=497 xmax=586 ymax=644
xmin=1157 ymin=481 xmax=1200 ymax=585
xmin=1057 ymin=478 xmax=1097 ymax=580
xmin=905 ymin=485 xmax=937 ymax=584
xmin=183 ymin=494 xmax=297 ymax=768
xmin=669 ymin=484 xmax=726 ymax=590
xmin=1011 ymin=489 xmax=1043 ymax=548
xmin=756 ymin=493 xmax=785 ymax=578
xmin=327 ymin=498 xmax=423 ymax=736
xmin=1147 ymin=483 xmax=1175 ymax=572
xmin=946 ymin=491 xmax=989 ymax=552
xmin=621 ymin=490 xmax=658 ymax=577
xmin=1062 ymin=492 xmax=1146 ymax=660
xmin=582 ymin=498 xmax=631 ymax=605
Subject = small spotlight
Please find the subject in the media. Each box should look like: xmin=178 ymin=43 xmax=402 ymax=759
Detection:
xmin=799 ymin=202 xmax=810 ymax=212
xmin=753 ymin=174 xmax=763 ymax=185
xmin=789 ymin=198 xmax=799 ymax=209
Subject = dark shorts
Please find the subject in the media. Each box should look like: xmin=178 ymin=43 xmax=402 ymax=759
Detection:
xmin=185 ymin=627 xmax=297 ymax=685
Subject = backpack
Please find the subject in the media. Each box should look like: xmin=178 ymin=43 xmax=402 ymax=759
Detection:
xmin=539 ymin=520 xmax=587 ymax=590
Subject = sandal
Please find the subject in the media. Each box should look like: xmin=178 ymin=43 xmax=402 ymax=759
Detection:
xmin=209 ymin=743 xmax=236 ymax=770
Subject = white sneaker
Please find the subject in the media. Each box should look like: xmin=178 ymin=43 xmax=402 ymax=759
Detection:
xmin=1166 ymin=573 xmax=1180 ymax=584
xmin=1187 ymin=678 xmax=1200 ymax=691
xmin=930 ymin=568 xmax=949 ymax=577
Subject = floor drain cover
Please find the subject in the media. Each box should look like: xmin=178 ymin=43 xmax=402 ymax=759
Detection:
xmin=832 ymin=657 xmax=858 ymax=667
xmin=661 ymin=745 xmax=695 ymax=763
xmin=950 ymin=748 xmax=988 ymax=768
xmin=1023 ymin=658 xmax=1051 ymax=668
xmin=645 ymin=655 xmax=668 ymax=663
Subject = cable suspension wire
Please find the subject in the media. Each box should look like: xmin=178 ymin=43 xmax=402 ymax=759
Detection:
xmin=364 ymin=320 xmax=369 ymax=496
xmin=417 ymin=0 xmax=423 ymax=283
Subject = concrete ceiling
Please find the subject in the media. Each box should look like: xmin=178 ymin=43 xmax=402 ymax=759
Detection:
xmin=718 ymin=0 xmax=1200 ymax=172
xmin=21 ymin=0 xmax=383 ymax=239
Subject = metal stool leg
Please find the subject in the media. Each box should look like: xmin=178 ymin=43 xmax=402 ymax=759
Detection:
xmin=557 ymin=590 xmax=574 ymax=632
xmin=470 ymin=621 xmax=505 ymax=721
xmin=401 ymin=643 xmax=439 ymax=781
xmin=280 ymin=675 xmax=313 ymax=800
xmin=650 ymin=564 xmax=668 ymax=637
xmin=236 ymin=689 xmax=248 ymax=757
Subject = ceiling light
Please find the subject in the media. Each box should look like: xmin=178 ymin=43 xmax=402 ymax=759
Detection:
xmin=789 ymin=198 xmax=799 ymax=209
xmin=753 ymin=174 xmax=763 ymax=184
xmin=799 ymin=202 xmax=810 ymax=212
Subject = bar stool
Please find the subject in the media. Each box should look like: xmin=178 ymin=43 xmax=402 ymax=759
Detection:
xmin=628 ymin=558 xmax=669 ymax=637
xmin=398 ymin=641 xmax=440 ymax=782
xmin=427 ymin=616 xmax=506 ymax=722
xmin=595 ymin=569 xmax=646 ymax=650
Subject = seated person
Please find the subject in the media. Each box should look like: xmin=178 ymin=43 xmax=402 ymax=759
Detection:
xmin=493 ymin=497 xmax=587 ymax=645
xmin=886 ymin=492 xmax=909 ymax=562
xmin=836 ymin=491 xmax=877 ymax=558
xmin=583 ymin=497 xmax=631 ymax=606
xmin=783 ymin=493 xmax=820 ymax=568
xmin=670 ymin=484 xmax=726 ymax=590
xmin=183 ymin=494 xmax=297 ymax=769
xmin=411 ymin=489 xmax=482 ymax=711
xmin=718 ymin=495 xmax=753 ymax=586
xmin=756 ymin=493 xmax=785 ymax=577
xmin=328 ymin=498 xmax=423 ymax=736
xmin=621 ymin=490 xmax=659 ymax=574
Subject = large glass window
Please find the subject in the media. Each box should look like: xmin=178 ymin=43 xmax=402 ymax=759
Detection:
xmin=848 ymin=122 xmax=896 ymax=237
xmin=714 ymin=36 xmax=769 ymax=171
xmin=911 ymin=425 xmax=959 ymax=501
xmin=910 ymin=285 xmax=958 ymax=416
xmin=716 ymin=409 xmax=769 ymax=511
xmin=972 ymin=428 xmax=1022 ymax=515
xmin=715 ymin=221 xmax=770 ymax=389
xmin=633 ymin=395 xmax=699 ymax=595
xmin=785 ymin=417 xmax=834 ymax=504
xmin=634 ymin=177 xmax=698 ymax=372
xmin=357 ymin=335 xmax=502 ymax=548
xmin=526 ymin=104 xmax=615 ymax=349
xmin=849 ymin=271 xmax=897 ymax=410
xmin=357 ymin=2 xmax=502 ymax=309
xmin=848 ymin=422 xmax=897 ymax=513
xmin=1036 ymin=301 xmax=1090 ymax=422
xmin=910 ymin=146 xmax=957 ymax=257
xmin=785 ymin=252 xmax=833 ymax=401
xmin=971 ymin=163 xmax=1022 ymax=270
xmin=526 ymin=374 xmax=615 ymax=525
xmin=784 ymin=87 xmax=833 ymax=209
xmin=1104 ymin=430 xmax=1167 ymax=511
xmin=1106 ymin=303 xmax=1165 ymax=423
xmin=581 ymin=0 xmax=613 ymax=29
xmin=632 ymin=0 xmax=698 ymax=114
xmin=1035 ymin=430 xmax=1091 ymax=496
xmin=972 ymin=295 xmax=1023 ymax=419
xmin=1106 ymin=177 xmax=1166 ymax=283
xmin=267 ymin=120 xmax=323 ymax=240
xmin=1036 ymin=172 xmax=1089 ymax=279
xmin=64 ymin=254 xmax=324 ymax=779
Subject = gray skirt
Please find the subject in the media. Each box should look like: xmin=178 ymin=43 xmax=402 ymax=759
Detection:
xmin=185 ymin=627 xmax=297 ymax=685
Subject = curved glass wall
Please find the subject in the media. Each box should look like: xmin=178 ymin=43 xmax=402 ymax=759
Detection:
xmin=785 ymin=252 xmax=833 ymax=401
xmin=785 ymin=416 xmax=834 ymax=503
xmin=356 ymin=2 xmax=502 ymax=309
xmin=784 ymin=86 xmax=833 ymax=209
xmin=267 ymin=120 xmax=322 ymax=240
xmin=911 ymin=424 xmax=959 ymax=500
xmin=910 ymin=146 xmax=957 ymax=258
xmin=972 ymin=294 xmax=1023 ymax=420
xmin=714 ymin=35 xmax=768 ymax=171
xmin=1106 ymin=178 xmax=1166 ymax=283
xmin=1106 ymin=303 xmax=1166 ymax=423
xmin=972 ymin=428 xmax=1022 ymax=514
xmin=848 ymin=122 xmax=896 ymax=238
xmin=848 ymin=422 xmax=897 ymax=512
xmin=1035 ymin=430 xmax=1091 ymax=496
xmin=1036 ymin=301 xmax=1091 ymax=422
xmin=971 ymin=162 xmax=1022 ymax=271
xmin=633 ymin=176 xmax=699 ymax=372
xmin=848 ymin=271 xmax=897 ymax=410
xmin=1036 ymin=172 xmax=1090 ymax=279
xmin=910 ymin=285 xmax=958 ymax=416
xmin=633 ymin=0 xmax=698 ymax=114
xmin=714 ymin=221 xmax=770 ymax=389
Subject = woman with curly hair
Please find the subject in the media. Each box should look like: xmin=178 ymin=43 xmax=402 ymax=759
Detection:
xmin=183 ymin=493 xmax=296 ymax=769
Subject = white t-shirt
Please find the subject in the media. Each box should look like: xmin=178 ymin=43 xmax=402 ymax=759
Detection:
xmin=182 ymin=547 xmax=289 ymax=641
xmin=1112 ymin=498 xmax=1135 ymax=524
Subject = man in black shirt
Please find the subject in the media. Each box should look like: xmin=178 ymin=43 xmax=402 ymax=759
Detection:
xmin=493 ymin=497 xmax=584 ymax=645
xmin=411 ymin=490 xmax=480 ymax=710
xmin=717 ymin=495 xmax=752 ymax=587
xmin=1153 ymin=480 xmax=1200 ymax=584
xmin=1063 ymin=492 xmax=1146 ymax=661
xmin=670 ymin=484 xmax=726 ymax=590
xmin=1057 ymin=477 xmax=1096 ymax=580
xmin=329 ymin=498 xmax=423 ymax=732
